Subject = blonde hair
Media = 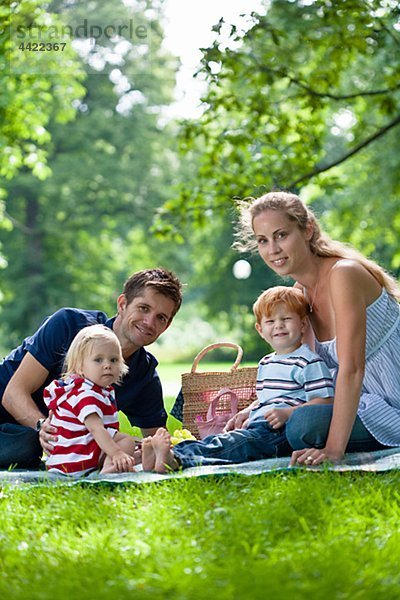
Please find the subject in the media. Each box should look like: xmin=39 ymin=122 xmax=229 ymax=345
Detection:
xmin=235 ymin=191 xmax=400 ymax=300
xmin=64 ymin=325 xmax=128 ymax=382
xmin=253 ymin=286 xmax=310 ymax=324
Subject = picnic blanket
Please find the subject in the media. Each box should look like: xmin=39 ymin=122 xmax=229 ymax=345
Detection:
xmin=1 ymin=447 xmax=400 ymax=486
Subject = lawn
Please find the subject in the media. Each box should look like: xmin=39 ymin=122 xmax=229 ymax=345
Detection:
xmin=1 ymin=472 xmax=400 ymax=599
xmin=1 ymin=362 xmax=400 ymax=599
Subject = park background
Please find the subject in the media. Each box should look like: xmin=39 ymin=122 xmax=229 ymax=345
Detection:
xmin=2 ymin=0 xmax=399 ymax=368
xmin=1 ymin=2 xmax=400 ymax=598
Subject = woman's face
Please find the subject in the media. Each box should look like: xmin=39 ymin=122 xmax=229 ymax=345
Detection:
xmin=252 ymin=209 xmax=312 ymax=277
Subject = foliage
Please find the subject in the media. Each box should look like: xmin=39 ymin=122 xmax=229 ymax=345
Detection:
xmin=0 ymin=0 xmax=86 ymax=181
xmin=0 ymin=0 xmax=184 ymax=344
xmin=157 ymin=0 xmax=400 ymax=270
xmin=1 ymin=472 xmax=400 ymax=598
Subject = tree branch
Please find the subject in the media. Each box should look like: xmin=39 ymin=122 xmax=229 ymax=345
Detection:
xmin=287 ymin=113 xmax=400 ymax=189
xmin=4 ymin=210 xmax=34 ymax=235
xmin=256 ymin=62 xmax=400 ymax=100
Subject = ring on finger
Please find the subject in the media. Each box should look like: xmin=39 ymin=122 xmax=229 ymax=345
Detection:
xmin=306 ymin=456 xmax=313 ymax=463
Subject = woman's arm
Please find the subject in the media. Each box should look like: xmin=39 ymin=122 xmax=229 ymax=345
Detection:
xmin=292 ymin=261 xmax=375 ymax=465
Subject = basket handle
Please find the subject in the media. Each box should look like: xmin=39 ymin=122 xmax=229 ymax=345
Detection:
xmin=206 ymin=388 xmax=239 ymax=420
xmin=191 ymin=342 xmax=243 ymax=374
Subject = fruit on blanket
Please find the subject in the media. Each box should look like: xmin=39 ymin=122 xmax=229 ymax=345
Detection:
xmin=170 ymin=428 xmax=196 ymax=446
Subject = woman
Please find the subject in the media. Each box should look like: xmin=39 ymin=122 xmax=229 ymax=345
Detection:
xmin=232 ymin=191 xmax=400 ymax=465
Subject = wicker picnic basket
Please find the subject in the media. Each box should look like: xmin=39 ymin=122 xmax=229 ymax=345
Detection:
xmin=182 ymin=342 xmax=258 ymax=439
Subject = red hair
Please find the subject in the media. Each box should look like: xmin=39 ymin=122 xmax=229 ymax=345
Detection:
xmin=253 ymin=286 xmax=310 ymax=324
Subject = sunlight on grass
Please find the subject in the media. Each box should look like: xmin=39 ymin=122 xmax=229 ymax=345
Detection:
xmin=1 ymin=472 xmax=400 ymax=599
xmin=3 ymin=362 xmax=398 ymax=599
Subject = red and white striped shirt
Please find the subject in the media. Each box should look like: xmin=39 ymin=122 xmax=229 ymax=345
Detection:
xmin=44 ymin=375 xmax=119 ymax=475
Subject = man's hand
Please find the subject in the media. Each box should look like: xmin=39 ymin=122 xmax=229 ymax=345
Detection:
xmin=39 ymin=411 xmax=58 ymax=455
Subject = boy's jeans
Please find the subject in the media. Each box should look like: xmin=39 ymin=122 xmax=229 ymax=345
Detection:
xmin=173 ymin=419 xmax=291 ymax=468
xmin=173 ymin=404 xmax=388 ymax=469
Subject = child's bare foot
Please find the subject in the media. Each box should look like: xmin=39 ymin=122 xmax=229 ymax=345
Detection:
xmin=152 ymin=428 xmax=179 ymax=474
xmin=134 ymin=443 xmax=142 ymax=464
xmin=141 ymin=437 xmax=156 ymax=471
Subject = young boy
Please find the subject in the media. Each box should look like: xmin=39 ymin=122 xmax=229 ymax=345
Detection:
xmin=142 ymin=286 xmax=335 ymax=473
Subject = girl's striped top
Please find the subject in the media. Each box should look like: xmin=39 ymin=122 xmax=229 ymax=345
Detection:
xmin=43 ymin=375 xmax=119 ymax=475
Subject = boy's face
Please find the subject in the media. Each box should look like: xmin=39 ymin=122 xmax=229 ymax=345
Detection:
xmin=255 ymin=303 xmax=305 ymax=355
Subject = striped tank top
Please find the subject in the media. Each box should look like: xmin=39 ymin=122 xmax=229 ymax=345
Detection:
xmin=315 ymin=288 xmax=400 ymax=446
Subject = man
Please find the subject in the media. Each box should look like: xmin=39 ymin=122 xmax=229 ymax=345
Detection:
xmin=0 ymin=268 xmax=183 ymax=469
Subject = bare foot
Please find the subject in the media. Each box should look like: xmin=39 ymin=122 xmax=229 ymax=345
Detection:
xmin=141 ymin=437 xmax=156 ymax=471
xmin=152 ymin=428 xmax=179 ymax=474
xmin=134 ymin=443 xmax=142 ymax=465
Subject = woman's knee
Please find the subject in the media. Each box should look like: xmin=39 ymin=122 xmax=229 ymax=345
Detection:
xmin=285 ymin=406 xmax=332 ymax=450
xmin=285 ymin=411 xmax=310 ymax=449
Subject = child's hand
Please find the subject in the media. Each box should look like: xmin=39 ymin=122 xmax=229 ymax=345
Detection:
xmin=111 ymin=450 xmax=136 ymax=472
xmin=264 ymin=407 xmax=292 ymax=429
xmin=224 ymin=408 xmax=251 ymax=431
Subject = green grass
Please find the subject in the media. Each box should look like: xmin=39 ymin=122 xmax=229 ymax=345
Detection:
xmin=2 ymin=362 xmax=400 ymax=599
xmin=1 ymin=472 xmax=400 ymax=599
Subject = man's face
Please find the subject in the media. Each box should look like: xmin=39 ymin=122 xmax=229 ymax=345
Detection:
xmin=116 ymin=287 xmax=176 ymax=352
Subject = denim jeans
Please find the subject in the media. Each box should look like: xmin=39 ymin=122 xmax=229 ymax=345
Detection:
xmin=285 ymin=405 xmax=388 ymax=452
xmin=173 ymin=419 xmax=292 ymax=468
xmin=0 ymin=423 xmax=43 ymax=469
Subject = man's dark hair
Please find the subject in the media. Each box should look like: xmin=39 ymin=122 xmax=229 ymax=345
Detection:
xmin=123 ymin=268 xmax=183 ymax=319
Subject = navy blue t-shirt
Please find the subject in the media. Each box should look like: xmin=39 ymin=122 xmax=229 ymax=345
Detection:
xmin=0 ymin=308 xmax=167 ymax=429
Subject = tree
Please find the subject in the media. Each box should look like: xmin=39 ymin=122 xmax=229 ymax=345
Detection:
xmin=158 ymin=0 xmax=400 ymax=242
xmin=0 ymin=0 xmax=184 ymax=344
xmin=150 ymin=0 xmax=400 ymax=357
xmin=0 ymin=0 xmax=85 ymax=181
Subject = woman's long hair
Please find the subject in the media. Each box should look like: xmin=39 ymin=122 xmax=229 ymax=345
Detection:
xmin=234 ymin=191 xmax=400 ymax=300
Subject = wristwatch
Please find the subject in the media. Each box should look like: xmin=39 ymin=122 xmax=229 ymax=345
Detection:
xmin=35 ymin=418 xmax=46 ymax=432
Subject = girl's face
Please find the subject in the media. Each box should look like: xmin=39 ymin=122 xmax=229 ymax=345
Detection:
xmin=80 ymin=338 xmax=123 ymax=388
xmin=252 ymin=209 xmax=312 ymax=277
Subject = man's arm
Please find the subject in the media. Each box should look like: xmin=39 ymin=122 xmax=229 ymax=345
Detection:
xmin=140 ymin=427 xmax=160 ymax=437
xmin=2 ymin=353 xmax=49 ymax=428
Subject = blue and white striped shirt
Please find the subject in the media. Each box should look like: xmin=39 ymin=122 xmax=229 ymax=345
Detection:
xmin=315 ymin=288 xmax=400 ymax=447
xmin=250 ymin=343 xmax=334 ymax=422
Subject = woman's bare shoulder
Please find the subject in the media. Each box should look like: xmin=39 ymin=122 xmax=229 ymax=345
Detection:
xmin=329 ymin=259 xmax=381 ymax=301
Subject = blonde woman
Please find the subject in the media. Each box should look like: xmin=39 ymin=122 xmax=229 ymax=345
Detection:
xmin=233 ymin=191 xmax=400 ymax=466
xmin=44 ymin=325 xmax=137 ymax=476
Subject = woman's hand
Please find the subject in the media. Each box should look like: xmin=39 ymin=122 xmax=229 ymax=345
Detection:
xmin=289 ymin=446 xmax=344 ymax=467
xmin=39 ymin=411 xmax=58 ymax=455
xmin=224 ymin=407 xmax=252 ymax=432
